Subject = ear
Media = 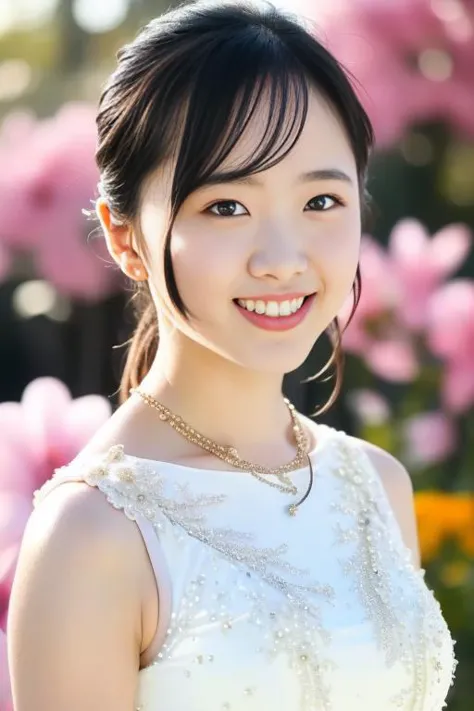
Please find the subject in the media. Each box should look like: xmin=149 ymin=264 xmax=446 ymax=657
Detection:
xmin=96 ymin=198 xmax=148 ymax=281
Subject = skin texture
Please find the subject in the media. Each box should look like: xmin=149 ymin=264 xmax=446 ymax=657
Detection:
xmin=139 ymin=93 xmax=360 ymax=378
xmin=7 ymin=88 xmax=421 ymax=711
xmin=92 ymin=90 xmax=362 ymax=468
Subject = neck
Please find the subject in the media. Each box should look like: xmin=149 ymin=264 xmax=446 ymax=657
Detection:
xmin=139 ymin=336 xmax=292 ymax=452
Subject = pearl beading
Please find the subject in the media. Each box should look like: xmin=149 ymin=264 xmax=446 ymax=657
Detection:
xmin=33 ymin=431 xmax=458 ymax=711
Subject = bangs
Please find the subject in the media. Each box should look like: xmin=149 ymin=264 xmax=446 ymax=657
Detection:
xmin=170 ymin=36 xmax=310 ymax=210
xmin=96 ymin=0 xmax=375 ymax=403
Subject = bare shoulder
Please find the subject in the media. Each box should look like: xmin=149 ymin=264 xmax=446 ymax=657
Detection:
xmin=349 ymin=436 xmax=421 ymax=569
xmin=26 ymin=480 xmax=144 ymax=565
xmin=13 ymin=480 xmax=148 ymax=633
xmin=19 ymin=479 xmax=155 ymax=615
xmin=8 ymin=482 xmax=147 ymax=711
xmin=355 ymin=438 xmax=413 ymax=493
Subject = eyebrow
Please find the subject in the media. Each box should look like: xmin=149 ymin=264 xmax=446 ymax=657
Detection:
xmin=199 ymin=168 xmax=354 ymax=189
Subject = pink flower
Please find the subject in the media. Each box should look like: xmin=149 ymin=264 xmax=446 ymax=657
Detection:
xmin=340 ymin=235 xmax=419 ymax=381
xmin=305 ymin=0 xmax=474 ymax=145
xmin=340 ymin=219 xmax=471 ymax=383
xmin=365 ymin=338 xmax=419 ymax=382
xmin=0 ymin=110 xmax=39 ymax=251
xmin=347 ymin=388 xmax=391 ymax=426
xmin=340 ymin=236 xmax=397 ymax=343
xmin=426 ymin=279 xmax=474 ymax=413
xmin=442 ymin=362 xmax=474 ymax=414
xmin=403 ymin=411 xmax=457 ymax=466
xmin=390 ymin=219 xmax=471 ymax=330
xmin=0 ymin=104 xmax=122 ymax=300
xmin=0 ymin=378 xmax=111 ymax=625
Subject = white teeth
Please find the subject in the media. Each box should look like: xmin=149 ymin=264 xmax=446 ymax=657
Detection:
xmin=279 ymin=301 xmax=292 ymax=316
xmin=266 ymin=301 xmax=279 ymax=317
xmin=237 ymin=296 xmax=309 ymax=317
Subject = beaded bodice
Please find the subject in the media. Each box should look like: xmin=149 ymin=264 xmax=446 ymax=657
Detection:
xmin=33 ymin=424 xmax=457 ymax=711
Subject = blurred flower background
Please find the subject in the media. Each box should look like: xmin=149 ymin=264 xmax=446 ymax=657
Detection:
xmin=0 ymin=0 xmax=473 ymax=708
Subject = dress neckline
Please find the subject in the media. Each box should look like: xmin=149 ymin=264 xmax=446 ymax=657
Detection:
xmin=103 ymin=420 xmax=334 ymax=477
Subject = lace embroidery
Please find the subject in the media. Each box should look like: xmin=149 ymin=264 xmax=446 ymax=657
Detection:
xmin=358 ymin=443 xmax=458 ymax=711
xmin=34 ymin=444 xmax=337 ymax=711
xmin=35 ymin=445 xmax=334 ymax=610
xmin=330 ymin=433 xmax=457 ymax=711
xmin=33 ymin=438 xmax=457 ymax=711
xmin=332 ymin=441 xmax=413 ymax=668
xmin=419 ymin=584 xmax=458 ymax=711
xmin=148 ymin=561 xmax=337 ymax=711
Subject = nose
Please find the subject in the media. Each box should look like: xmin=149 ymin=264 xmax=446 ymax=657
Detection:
xmin=247 ymin=223 xmax=308 ymax=282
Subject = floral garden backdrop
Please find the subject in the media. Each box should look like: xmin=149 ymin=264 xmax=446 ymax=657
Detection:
xmin=0 ymin=1 xmax=473 ymax=709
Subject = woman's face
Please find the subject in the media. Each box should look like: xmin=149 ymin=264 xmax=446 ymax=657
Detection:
xmin=138 ymin=88 xmax=361 ymax=375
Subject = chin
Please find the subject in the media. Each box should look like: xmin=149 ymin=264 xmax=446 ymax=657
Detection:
xmin=230 ymin=339 xmax=318 ymax=376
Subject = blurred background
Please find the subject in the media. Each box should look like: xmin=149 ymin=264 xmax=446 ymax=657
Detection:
xmin=0 ymin=0 xmax=473 ymax=708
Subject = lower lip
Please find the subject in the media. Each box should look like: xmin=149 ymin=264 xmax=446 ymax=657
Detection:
xmin=234 ymin=294 xmax=316 ymax=332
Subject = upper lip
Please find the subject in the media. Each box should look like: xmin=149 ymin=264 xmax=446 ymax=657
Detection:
xmin=235 ymin=292 xmax=315 ymax=303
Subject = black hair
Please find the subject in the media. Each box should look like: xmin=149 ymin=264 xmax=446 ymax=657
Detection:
xmin=95 ymin=0 xmax=374 ymax=406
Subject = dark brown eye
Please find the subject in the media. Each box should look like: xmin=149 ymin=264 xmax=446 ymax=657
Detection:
xmin=305 ymin=195 xmax=341 ymax=211
xmin=208 ymin=200 xmax=248 ymax=217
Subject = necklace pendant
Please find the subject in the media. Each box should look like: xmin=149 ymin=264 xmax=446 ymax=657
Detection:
xmin=288 ymin=504 xmax=298 ymax=516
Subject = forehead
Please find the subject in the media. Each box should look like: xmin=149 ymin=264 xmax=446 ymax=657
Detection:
xmin=142 ymin=84 xmax=357 ymax=208
xmin=204 ymin=86 xmax=356 ymax=181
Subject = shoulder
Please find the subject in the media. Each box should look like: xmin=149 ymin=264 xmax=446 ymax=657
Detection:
xmin=29 ymin=477 xmax=134 ymax=543
xmin=8 ymin=482 xmax=146 ymax=710
xmin=349 ymin=436 xmax=421 ymax=569
xmin=355 ymin=437 xmax=413 ymax=495
xmin=23 ymin=476 xmax=149 ymax=597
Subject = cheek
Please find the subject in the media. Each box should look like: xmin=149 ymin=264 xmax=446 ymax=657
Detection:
xmin=318 ymin=215 xmax=361 ymax=296
xmin=169 ymin=228 xmax=241 ymax=314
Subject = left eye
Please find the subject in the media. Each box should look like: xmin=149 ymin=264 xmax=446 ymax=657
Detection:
xmin=305 ymin=195 xmax=342 ymax=211
xmin=207 ymin=200 xmax=249 ymax=217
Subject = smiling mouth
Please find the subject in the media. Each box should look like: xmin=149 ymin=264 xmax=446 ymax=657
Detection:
xmin=233 ymin=294 xmax=315 ymax=318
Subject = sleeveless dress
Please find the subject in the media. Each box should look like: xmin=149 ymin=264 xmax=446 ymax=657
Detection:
xmin=33 ymin=423 xmax=457 ymax=711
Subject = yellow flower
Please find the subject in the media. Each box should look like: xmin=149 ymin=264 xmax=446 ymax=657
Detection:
xmin=440 ymin=560 xmax=471 ymax=588
xmin=415 ymin=492 xmax=448 ymax=562
xmin=414 ymin=491 xmax=474 ymax=562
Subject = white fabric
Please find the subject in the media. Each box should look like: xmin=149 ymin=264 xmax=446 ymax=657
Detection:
xmin=34 ymin=424 xmax=457 ymax=711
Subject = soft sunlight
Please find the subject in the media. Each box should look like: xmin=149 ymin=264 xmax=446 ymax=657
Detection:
xmin=73 ymin=0 xmax=129 ymax=33
xmin=0 ymin=0 xmax=58 ymax=33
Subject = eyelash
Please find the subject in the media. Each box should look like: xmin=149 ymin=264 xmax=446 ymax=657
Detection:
xmin=305 ymin=194 xmax=345 ymax=211
xmin=205 ymin=194 xmax=345 ymax=217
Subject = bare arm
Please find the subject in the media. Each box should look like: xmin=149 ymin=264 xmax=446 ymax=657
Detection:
xmin=361 ymin=441 xmax=422 ymax=569
xmin=8 ymin=482 xmax=148 ymax=711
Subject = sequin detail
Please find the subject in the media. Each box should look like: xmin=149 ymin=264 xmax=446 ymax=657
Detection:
xmin=36 ymin=445 xmax=332 ymax=609
xmin=34 ymin=444 xmax=337 ymax=710
xmin=33 ymin=435 xmax=457 ymax=711
xmin=330 ymin=434 xmax=458 ymax=711
xmin=332 ymin=443 xmax=413 ymax=668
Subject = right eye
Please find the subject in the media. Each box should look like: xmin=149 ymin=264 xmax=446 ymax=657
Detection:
xmin=207 ymin=200 xmax=249 ymax=217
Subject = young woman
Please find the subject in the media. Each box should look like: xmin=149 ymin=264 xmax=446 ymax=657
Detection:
xmin=7 ymin=2 xmax=457 ymax=710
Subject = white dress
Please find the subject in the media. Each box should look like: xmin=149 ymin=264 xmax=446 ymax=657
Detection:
xmin=33 ymin=423 xmax=457 ymax=711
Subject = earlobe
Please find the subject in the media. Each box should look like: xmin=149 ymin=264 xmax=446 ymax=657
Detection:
xmin=96 ymin=197 xmax=148 ymax=281
xmin=120 ymin=253 xmax=149 ymax=281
